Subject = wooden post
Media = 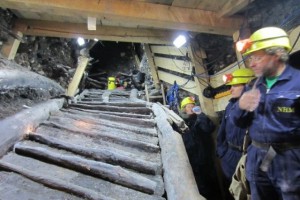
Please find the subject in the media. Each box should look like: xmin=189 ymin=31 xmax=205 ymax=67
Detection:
xmin=289 ymin=25 xmax=300 ymax=55
xmin=66 ymin=56 xmax=89 ymax=97
xmin=144 ymin=44 xmax=160 ymax=88
xmin=187 ymin=42 xmax=218 ymax=122
xmin=233 ymin=31 xmax=246 ymax=68
xmin=0 ymin=31 xmax=23 ymax=60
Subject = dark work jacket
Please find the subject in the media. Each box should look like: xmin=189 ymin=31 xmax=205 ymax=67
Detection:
xmin=217 ymin=98 xmax=248 ymax=157
xmin=181 ymin=112 xmax=216 ymax=168
xmin=216 ymin=98 xmax=247 ymax=180
xmin=180 ymin=112 xmax=222 ymax=200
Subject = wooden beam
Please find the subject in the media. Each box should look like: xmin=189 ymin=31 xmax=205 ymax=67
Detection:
xmin=187 ymin=43 xmax=217 ymax=119
xmin=157 ymin=70 xmax=197 ymax=94
xmin=13 ymin=19 xmax=174 ymax=44
xmin=66 ymin=56 xmax=89 ymax=97
xmin=150 ymin=45 xmax=187 ymax=56
xmin=172 ymin=0 xmax=202 ymax=9
xmin=1 ymin=0 xmax=245 ymax=35
xmin=144 ymin=44 xmax=160 ymax=87
xmin=154 ymin=57 xmax=192 ymax=75
xmin=289 ymin=25 xmax=300 ymax=55
xmin=218 ymin=0 xmax=254 ymax=17
xmin=0 ymin=31 xmax=23 ymax=60
xmin=152 ymin=103 xmax=204 ymax=200
xmin=233 ymin=31 xmax=246 ymax=68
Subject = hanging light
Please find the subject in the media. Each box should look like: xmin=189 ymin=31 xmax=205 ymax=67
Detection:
xmin=77 ymin=37 xmax=85 ymax=46
xmin=173 ymin=35 xmax=187 ymax=48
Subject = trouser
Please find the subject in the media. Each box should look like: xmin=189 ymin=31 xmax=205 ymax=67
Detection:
xmin=246 ymin=144 xmax=300 ymax=200
xmin=193 ymin=163 xmax=222 ymax=200
xmin=221 ymin=146 xmax=243 ymax=181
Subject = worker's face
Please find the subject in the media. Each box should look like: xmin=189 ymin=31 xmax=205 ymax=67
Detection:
xmin=230 ymin=84 xmax=244 ymax=98
xmin=248 ymin=50 xmax=279 ymax=77
xmin=184 ymin=103 xmax=195 ymax=114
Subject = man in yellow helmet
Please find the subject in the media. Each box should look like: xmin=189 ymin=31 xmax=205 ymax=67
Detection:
xmin=179 ymin=97 xmax=220 ymax=199
xmin=217 ymin=68 xmax=255 ymax=199
xmin=232 ymin=27 xmax=300 ymax=200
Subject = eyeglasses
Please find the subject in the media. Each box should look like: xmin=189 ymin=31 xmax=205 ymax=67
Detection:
xmin=247 ymin=55 xmax=266 ymax=63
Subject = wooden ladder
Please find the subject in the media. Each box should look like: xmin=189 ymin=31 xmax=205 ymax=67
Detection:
xmin=145 ymin=83 xmax=166 ymax=105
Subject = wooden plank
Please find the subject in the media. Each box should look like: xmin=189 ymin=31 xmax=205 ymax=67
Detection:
xmin=152 ymin=104 xmax=205 ymax=200
xmin=196 ymin=0 xmax=227 ymax=11
xmin=45 ymin=116 xmax=160 ymax=153
xmin=289 ymin=25 xmax=300 ymax=55
xmin=61 ymin=108 xmax=156 ymax=128
xmin=0 ymin=31 xmax=23 ymax=60
xmin=0 ymin=99 xmax=63 ymax=158
xmin=1 ymin=0 xmax=245 ymax=36
xmin=157 ymin=70 xmax=197 ymax=94
xmin=14 ymin=19 xmax=175 ymax=44
xmin=14 ymin=141 xmax=157 ymax=194
xmin=144 ymin=44 xmax=160 ymax=87
xmin=52 ymin=110 xmax=157 ymax=137
xmin=187 ymin=43 xmax=217 ymax=117
xmin=233 ymin=30 xmax=246 ymax=69
xmin=154 ymin=57 xmax=192 ymax=75
xmin=150 ymin=45 xmax=187 ymax=56
xmin=0 ymin=153 xmax=164 ymax=200
xmin=28 ymin=133 xmax=161 ymax=175
xmin=172 ymin=0 xmax=201 ymax=8
xmin=36 ymin=125 xmax=161 ymax=164
xmin=66 ymin=56 xmax=89 ymax=97
xmin=0 ymin=158 xmax=111 ymax=200
xmin=67 ymin=107 xmax=153 ymax=119
xmin=0 ymin=171 xmax=82 ymax=200
xmin=69 ymin=103 xmax=152 ymax=115
xmin=218 ymin=0 xmax=254 ymax=17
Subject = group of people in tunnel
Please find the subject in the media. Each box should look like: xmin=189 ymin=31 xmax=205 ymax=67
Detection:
xmin=176 ymin=27 xmax=300 ymax=200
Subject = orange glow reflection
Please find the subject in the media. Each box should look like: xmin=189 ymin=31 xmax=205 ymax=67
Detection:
xmin=24 ymin=124 xmax=35 ymax=134
xmin=74 ymin=120 xmax=93 ymax=130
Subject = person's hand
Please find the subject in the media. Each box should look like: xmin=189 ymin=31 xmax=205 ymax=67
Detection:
xmin=239 ymin=89 xmax=261 ymax=112
xmin=192 ymin=106 xmax=202 ymax=114
xmin=239 ymin=78 xmax=261 ymax=112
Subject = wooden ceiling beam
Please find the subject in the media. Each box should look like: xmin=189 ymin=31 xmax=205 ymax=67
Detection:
xmin=218 ymin=0 xmax=254 ymax=17
xmin=13 ymin=19 xmax=176 ymax=44
xmin=0 ymin=0 xmax=245 ymax=36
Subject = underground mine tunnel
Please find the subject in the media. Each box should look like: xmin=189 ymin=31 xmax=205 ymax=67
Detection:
xmin=0 ymin=0 xmax=300 ymax=199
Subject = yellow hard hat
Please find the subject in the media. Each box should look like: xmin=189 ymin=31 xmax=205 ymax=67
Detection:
xmin=180 ymin=97 xmax=195 ymax=110
xmin=236 ymin=27 xmax=291 ymax=55
xmin=223 ymin=68 xmax=255 ymax=85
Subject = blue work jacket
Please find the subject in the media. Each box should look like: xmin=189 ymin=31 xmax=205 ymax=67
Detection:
xmin=231 ymin=65 xmax=300 ymax=143
xmin=217 ymin=98 xmax=247 ymax=158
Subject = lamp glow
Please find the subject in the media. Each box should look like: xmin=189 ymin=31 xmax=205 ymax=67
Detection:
xmin=173 ymin=35 xmax=186 ymax=48
xmin=77 ymin=37 xmax=85 ymax=46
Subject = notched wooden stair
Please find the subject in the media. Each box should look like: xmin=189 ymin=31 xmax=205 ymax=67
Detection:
xmin=0 ymin=89 xmax=203 ymax=200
